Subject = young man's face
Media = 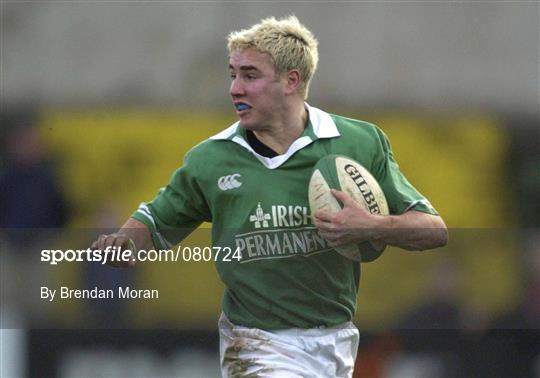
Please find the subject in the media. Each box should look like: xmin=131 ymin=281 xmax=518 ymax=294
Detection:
xmin=229 ymin=48 xmax=288 ymax=130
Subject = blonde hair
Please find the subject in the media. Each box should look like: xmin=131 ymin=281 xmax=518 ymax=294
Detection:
xmin=227 ymin=15 xmax=319 ymax=99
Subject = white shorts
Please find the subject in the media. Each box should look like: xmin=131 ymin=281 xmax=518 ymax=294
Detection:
xmin=219 ymin=313 xmax=359 ymax=378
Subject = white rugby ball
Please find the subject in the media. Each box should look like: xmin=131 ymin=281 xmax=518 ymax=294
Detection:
xmin=308 ymin=155 xmax=389 ymax=262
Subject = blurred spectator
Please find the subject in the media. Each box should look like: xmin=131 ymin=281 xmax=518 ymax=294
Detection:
xmin=0 ymin=108 xmax=70 ymax=326
xmin=492 ymin=230 xmax=540 ymax=329
xmin=397 ymin=257 xmax=463 ymax=331
xmin=484 ymin=230 xmax=540 ymax=378
xmin=510 ymin=231 xmax=540 ymax=329
xmin=392 ymin=256 xmax=492 ymax=377
xmin=508 ymin=122 xmax=540 ymax=228
xmin=0 ymin=109 xmax=69 ymax=249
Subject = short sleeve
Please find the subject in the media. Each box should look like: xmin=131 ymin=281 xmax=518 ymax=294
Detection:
xmin=131 ymin=151 xmax=211 ymax=249
xmin=371 ymin=128 xmax=438 ymax=216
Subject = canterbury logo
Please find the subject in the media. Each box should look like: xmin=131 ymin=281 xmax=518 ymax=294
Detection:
xmin=218 ymin=174 xmax=242 ymax=191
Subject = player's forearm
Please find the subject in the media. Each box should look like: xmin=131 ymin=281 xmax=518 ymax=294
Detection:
xmin=120 ymin=218 xmax=155 ymax=251
xmin=374 ymin=211 xmax=448 ymax=251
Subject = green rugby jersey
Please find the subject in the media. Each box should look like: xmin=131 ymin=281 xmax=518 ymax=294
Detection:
xmin=132 ymin=104 xmax=437 ymax=329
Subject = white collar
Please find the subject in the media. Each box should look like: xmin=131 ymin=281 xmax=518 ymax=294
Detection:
xmin=209 ymin=103 xmax=340 ymax=169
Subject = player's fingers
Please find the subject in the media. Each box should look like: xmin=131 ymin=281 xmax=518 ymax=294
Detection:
xmin=104 ymin=234 xmax=118 ymax=249
xmin=315 ymin=220 xmax=338 ymax=232
xmin=112 ymin=234 xmax=129 ymax=249
xmin=331 ymin=189 xmax=354 ymax=206
xmin=318 ymin=228 xmax=342 ymax=240
xmin=312 ymin=217 xmax=326 ymax=228
xmin=96 ymin=234 xmax=108 ymax=250
xmin=313 ymin=210 xmax=335 ymax=222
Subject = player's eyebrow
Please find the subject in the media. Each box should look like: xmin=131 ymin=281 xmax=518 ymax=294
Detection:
xmin=229 ymin=64 xmax=261 ymax=72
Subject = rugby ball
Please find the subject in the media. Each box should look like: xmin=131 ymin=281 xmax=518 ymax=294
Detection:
xmin=308 ymin=155 xmax=389 ymax=262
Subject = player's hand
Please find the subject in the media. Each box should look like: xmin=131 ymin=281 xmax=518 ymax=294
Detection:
xmin=91 ymin=233 xmax=137 ymax=268
xmin=313 ymin=189 xmax=384 ymax=247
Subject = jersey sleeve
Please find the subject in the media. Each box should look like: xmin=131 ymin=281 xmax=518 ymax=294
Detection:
xmin=371 ymin=128 xmax=438 ymax=216
xmin=131 ymin=150 xmax=211 ymax=249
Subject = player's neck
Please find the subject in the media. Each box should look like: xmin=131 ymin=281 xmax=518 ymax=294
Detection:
xmin=253 ymin=101 xmax=308 ymax=155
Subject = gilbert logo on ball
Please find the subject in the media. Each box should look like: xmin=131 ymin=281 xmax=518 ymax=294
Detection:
xmin=308 ymin=155 xmax=389 ymax=262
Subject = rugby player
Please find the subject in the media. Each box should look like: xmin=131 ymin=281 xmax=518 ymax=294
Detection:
xmin=92 ymin=15 xmax=447 ymax=377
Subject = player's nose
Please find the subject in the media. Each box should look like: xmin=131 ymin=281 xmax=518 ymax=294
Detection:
xmin=229 ymin=77 xmax=245 ymax=97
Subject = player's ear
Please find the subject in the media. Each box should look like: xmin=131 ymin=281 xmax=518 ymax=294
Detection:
xmin=284 ymin=69 xmax=302 ymax=94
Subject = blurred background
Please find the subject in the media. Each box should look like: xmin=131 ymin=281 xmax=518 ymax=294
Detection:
xmin=1 ymin=2 xmax=538 ymax=377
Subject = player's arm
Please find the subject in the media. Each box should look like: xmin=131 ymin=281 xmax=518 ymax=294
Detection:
xmin=91 ymin=218 xmax=154 ymax=267
xmin=90 ymin=147 xmax=210 ymax=267
xmin=314 ymin=189 xmax=448 ymax=251
xmin=372 ymin=208 xmax=447 ymax=251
